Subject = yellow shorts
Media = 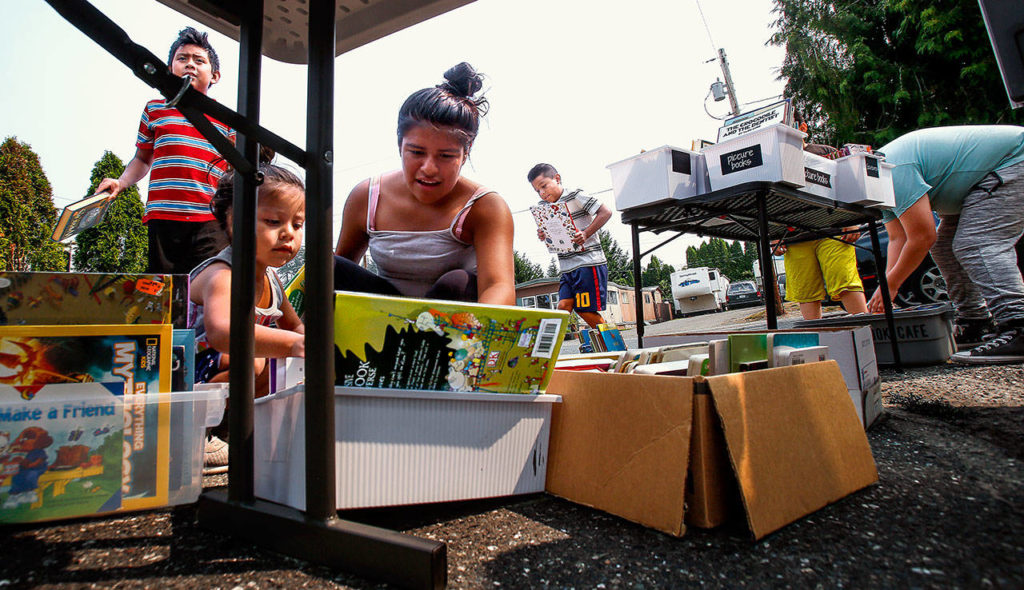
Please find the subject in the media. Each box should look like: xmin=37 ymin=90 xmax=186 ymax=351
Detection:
xmin=783 ymin=239 xmax=863 ymax=302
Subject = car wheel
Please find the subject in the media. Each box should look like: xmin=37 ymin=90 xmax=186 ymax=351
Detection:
xmin=896 ymin=262 xmax=948 ymax=307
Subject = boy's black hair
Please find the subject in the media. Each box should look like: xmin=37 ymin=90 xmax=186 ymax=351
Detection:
xmin=527 ymin=163 xmax=559 ymax=183
xmin=397 ymin=62 xmax=489 ymax=151
xmin=168 ymin=26 xmax=220 ymax=74
xmin=209 ymin=162 xmax=304 ymax=235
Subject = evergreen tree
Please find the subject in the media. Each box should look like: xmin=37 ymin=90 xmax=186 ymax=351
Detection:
xmin=770 ymin=0 xmax=1021 ymax=148
xmin=641 ymin=255 xmax=676 ymax=301
xmin=0 ymin=137 xmax=66 ymax=271
xmin=514 ymin=250 xmax=544 ymax=284
xmin=73 ymin=151 xmax=148 ymax=273
xmin=546 ymin=257 xmax=559 ymax=278
xmin=599 ymin=229 xmax=633 ymax=287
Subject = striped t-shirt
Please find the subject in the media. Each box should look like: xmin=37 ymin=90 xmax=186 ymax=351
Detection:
xmin=136 ymin=99 xmax=235 ymax=223
xmin=544 ymin=188 xmax=608 ymax=273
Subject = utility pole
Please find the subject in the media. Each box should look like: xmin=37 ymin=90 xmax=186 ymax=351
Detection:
xmin=717 ymin=48 xmax=740 ymax=117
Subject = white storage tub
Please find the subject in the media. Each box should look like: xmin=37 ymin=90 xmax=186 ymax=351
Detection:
xmin=607 ymin=146 xmax=704 ymax=210
xmin=703 ymin=124 xmax=806 ymax=190
xmin=800 ymin=152 xmax=839 ymax=199
xmin=834 ymin=152 xmax=895 ymax=208
xmin=254 ymin=385 xmax=560 ymax=511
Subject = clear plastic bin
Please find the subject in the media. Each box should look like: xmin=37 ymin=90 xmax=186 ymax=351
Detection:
xmin=607 ymin=146 xmax=704 ymax=210
xmin=702 ymin=124 xmax=807 ymax=190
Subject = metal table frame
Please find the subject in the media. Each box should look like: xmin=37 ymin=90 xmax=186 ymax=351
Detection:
xmin=620 ymin=181 xmax=902 ymax=368
xmin=44 ymin=1 xmax=458 ymax=587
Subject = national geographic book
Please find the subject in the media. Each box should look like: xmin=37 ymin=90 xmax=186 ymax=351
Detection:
xmin=0 ymin=382 xmax=125 ymax=523
xmin=334 ymin=292 xmax=569 ymax=394
xmin=0 ymin=324 xmax=172 ymax=510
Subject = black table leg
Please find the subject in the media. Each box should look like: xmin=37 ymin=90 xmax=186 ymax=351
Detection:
xmin=632 ymin=222 xmax=644 ymax=347
xmin=756 ymin=191 xmax=777 ymax=330
xmin=868 ymin=221 xmax=902 ymax=369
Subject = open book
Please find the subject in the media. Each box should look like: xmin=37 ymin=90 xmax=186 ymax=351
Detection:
xmin=51 ymin=191 xmax=115 ymax=242
xmin=530 ymin=202 xmax=584 ymax=254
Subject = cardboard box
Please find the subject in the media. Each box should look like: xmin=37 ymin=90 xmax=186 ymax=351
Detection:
xmin=644 ymin=327 xmax=881 ymax=428
xmin=253 ymin=385 xmax=560 ymax=511
xmin=545 ymin=363 xmax=878 ymax=539
xmin=606 ymin=146 xmax=703 ymax=211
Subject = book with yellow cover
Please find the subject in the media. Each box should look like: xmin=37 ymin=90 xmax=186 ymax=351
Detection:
xmin=0 ymin=272 xmax=177 ymax=326
xmin=0 ymin=324 xmax=172 ymax=511
xmin=334 ymin=291 xmax=569 ymax=394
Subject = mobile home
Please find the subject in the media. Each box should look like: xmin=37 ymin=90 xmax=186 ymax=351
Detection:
xmin=670 ymin=267 xmax=729 ymax=316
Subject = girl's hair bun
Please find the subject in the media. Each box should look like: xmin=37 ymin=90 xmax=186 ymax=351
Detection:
xmin=441 ymin=62 xmax=483 ymax=97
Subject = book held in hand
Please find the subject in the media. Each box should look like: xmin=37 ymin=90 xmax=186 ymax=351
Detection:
xmin=51 ymin=192 xmax=115 ymax=243
xmin=530 ymin=202 xmax=583 ymax=254
xmin=334 ymin=291 xmax=569 ymax=394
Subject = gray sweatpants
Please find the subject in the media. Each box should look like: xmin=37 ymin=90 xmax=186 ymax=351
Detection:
xmin=930 ymin=160 xmax=1024 ymax=326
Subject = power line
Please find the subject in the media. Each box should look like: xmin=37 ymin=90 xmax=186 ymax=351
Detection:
xmin=693 ymin=0 xmax=718 ymax=56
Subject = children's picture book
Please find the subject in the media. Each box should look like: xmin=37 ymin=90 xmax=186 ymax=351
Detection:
xmin=334 ymin=292 xmax=569 ymax=394
xmin=0 ymin=272 xmax=175 ymax=326
xmin=633 ymin=359 xmax=689 ymax=376
xmin=0 ymin=324 xmax=172 ymax=510
xmin=51 ymin=192 xmax=115 ymax=243
xmin=773 ymin=345 xmax=829 ymax=368
xmin=597 ymin=323 xmax=627 ymax=352
xmin=0 ymin=382 xmax=125 ymax=523
xmin=530 ymin=203 xmax=583 ymax=254
xmin=284 ymin=265 xmax=306 ymax=320
xmin=707 ymin=339 xmax=730 ymax=376
xmin=687 ymin=353 xmax=710 ymax=377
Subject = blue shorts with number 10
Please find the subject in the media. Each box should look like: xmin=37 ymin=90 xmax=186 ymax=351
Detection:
xmin=559 ymin=264 xmax=608 ymax=313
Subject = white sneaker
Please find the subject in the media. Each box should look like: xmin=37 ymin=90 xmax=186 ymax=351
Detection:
xmin=203 ymin=435 xmax=229 ymax=475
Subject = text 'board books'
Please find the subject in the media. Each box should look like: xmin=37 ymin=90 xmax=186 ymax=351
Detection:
xmin=334 ymin=291 xmax=569 ymax=394
xmin=0 ymin=272 xmax=184 ymax=327
xmin=0 ymin=324 xmax=172 ymax=511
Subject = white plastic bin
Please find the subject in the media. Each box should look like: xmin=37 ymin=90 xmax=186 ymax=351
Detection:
xmin=834 ymin=153 xmax=895 ymax=208
xmin=254 ymin=385 xmax=561 ymax=511
xmin=800 ymin=152 xmax=839 ymax=199
xmin=607 ymin=146 xmax=703 ymax=210
xmin=703 ymin=124 xmax=807 ymax=190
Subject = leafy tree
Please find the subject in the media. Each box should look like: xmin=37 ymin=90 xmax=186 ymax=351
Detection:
xmin=546 ymin=257 xmax=559 ymax=278
xmin=514 ymin=250 xmax=544 ymax=284
xmin=641 ymin=255 xmax=676 ymax=301
xmin=73 ymin=151 xmax=147 ymax=272
xmin=685 ymin=238 xmax=757 ymax=281
xmin=599 ymin=229 xmax=633 ymax=287
xmin=0 ymin=137 xmax=66 ymax=271
xmin=770 ymin=0 xmax=1021 ymax=148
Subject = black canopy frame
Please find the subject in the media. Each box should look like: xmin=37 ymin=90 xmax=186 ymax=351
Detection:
xmin=43 ymin=1 xmax=460 ymax=587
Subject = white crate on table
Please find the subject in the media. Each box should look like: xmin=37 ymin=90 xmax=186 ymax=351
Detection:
xmin=254 ymin=385 xmax=560 ymax=511
xmin=834 ymin=152 xmax=895 ymax=208
xmin=703 ymin=124 xmax=807 ymax=190
xmin=799 ymin=152 xmax=839 ymax=199
xmin=606 ymin=145 xmax=704 ymax=211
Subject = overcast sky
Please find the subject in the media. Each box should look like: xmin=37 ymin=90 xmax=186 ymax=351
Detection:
xmin=1 ymin=0 xmax=786 ymax=271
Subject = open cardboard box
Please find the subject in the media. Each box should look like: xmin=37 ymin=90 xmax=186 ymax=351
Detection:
xmin=545 ymin=361 xmax=878 ymax=539
xmin=643 ymin=327 xmax=882 ymax=429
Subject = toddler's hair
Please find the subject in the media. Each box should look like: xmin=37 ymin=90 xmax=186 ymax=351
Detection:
xmin=168 ymin=27 xmax=220 ymax=74
xmin=397 ymin=62 xmax=489 ymax=151
xmin=527 ymin=163 xmax=559 ymax=183
xmin=209 ymin=163 xmax=305 ymax=234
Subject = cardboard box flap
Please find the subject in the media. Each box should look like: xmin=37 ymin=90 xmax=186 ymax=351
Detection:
xmin=546 ymin=371 xmax=694 ymax=537
xmin=703 ymin=361 xmax=878 ymax=539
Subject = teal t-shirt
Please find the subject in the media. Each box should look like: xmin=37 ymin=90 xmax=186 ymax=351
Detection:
xmin=879 ymin=125 xmax=1024 ymax=222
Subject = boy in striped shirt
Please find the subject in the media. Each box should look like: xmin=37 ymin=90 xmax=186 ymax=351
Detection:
xmin=529 ymin=163 xmax=613 ymax=329
xmin=97 ymin=27 xmax=235 ymax=274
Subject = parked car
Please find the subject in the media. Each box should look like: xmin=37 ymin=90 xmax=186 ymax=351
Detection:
xmin=725 ymin=280 xmax=763 ymax=310
xmin=852 ymin=223 xmax=948 ymax=307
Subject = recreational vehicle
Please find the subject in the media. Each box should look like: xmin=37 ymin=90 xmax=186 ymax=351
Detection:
xmin=669 ymin=267 xmax=729 ymax=316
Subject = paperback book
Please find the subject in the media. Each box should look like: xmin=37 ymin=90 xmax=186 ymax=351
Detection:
xmin=530 ymin=203 xmax=583 ymax=254
xmin=0 ymin=324 xmax=172 ymax=510
xmin=334 ymin=292 xmax=569 ymax=394
xmin=51 ymin=192 xmax=115 ymax=243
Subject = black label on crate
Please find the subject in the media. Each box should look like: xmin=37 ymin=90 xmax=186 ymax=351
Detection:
xmin=805 ymin=167 xmax=832 ymax=188
xmin=671 ymin=150 xmax=692 ymax=175
xmin=865 ymin=156 xmax=880 ymax=178
xmin=720 ymin=145 xmax=763 ymax=175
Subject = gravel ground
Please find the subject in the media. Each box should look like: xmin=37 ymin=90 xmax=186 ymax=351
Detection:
xmin=2 ymin=311 xmax=1022 ymax=589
